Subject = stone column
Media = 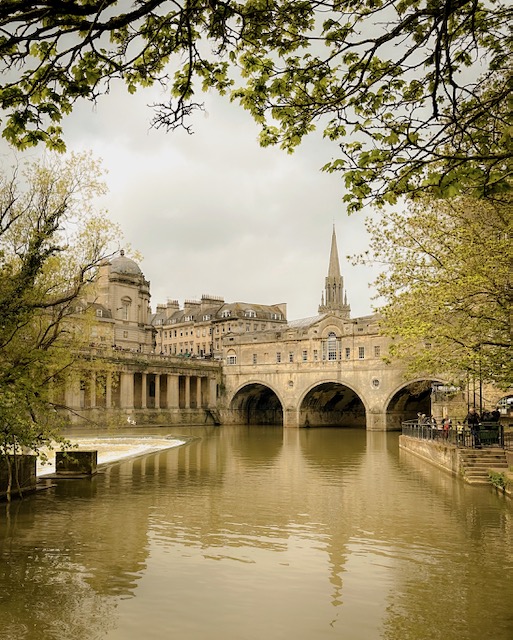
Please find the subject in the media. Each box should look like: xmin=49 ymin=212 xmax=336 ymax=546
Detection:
xmin=65 ymin=375 xmax=81 ymax=410
xmin=184 ymin=376 xmax=191 ymax=409
xmin=105 ymin=372 xmax=112 ymax=409
xmin=208 ymin=378 xmax=217 ymax=409
xmin=167 ymin=374 xmax=179 ymax=409
xmin=120 ymin=372 xmax=134 ymax=409
xmin=196 ymin=377 xmax=202 ymax=408
xmin=141 ymin=373 xmax=147 ymax=409
xmin=155 ymin=374 xmax=161 ymax=409
xmin=89 ymin=372 xmax=97 ymax=408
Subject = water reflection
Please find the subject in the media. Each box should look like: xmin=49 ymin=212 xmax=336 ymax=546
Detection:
xmin=0 ymin=426 xmax=512 ymax=640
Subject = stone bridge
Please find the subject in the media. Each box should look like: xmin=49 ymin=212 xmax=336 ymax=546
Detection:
xmin=219 ymin=359 xmax=455 ymax=431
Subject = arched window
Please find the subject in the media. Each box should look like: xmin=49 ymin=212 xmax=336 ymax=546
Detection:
xmin=226 ymin=349 xmax=237 ymax=365
xmin=327 ymin=332 xmax=338 ymax=360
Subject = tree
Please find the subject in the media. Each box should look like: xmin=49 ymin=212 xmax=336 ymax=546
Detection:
xmin=359 ymin=195 xmax=512 ymax=388
xmin=0 ymin=152 xmax=119 ymax=498
xmin=0 ymin=1 xmax=510 ymax=210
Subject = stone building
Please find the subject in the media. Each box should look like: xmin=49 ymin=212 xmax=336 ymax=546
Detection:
xmin=89 ymin=250 xmax=155 ymax=353
xmin=220 ymin=225 xmax=383 ymax=369
xmin=61 ymin=232 xmax=507 ymax=429
xmin=152 ymin=295 xmax=287 ymax=359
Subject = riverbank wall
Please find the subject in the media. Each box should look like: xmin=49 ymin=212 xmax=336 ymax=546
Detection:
xmin=399 ymin=435 xmax=513 ymax=497
xmin=65 ymin=407 xmax=219 ymax=429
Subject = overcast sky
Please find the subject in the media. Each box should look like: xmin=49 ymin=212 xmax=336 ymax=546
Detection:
xmin=1 ymin=81 xmax=384 ymax=321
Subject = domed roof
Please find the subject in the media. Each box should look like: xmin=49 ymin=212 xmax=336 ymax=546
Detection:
xmin=110 ymin=250 xmax=142 ymax=276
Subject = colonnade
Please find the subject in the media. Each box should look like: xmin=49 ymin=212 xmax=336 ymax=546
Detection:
xmin=63 ymin=368 xmax=219 ymax=411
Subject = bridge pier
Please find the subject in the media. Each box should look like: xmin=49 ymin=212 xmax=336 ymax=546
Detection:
xmin=367 ymin=411 xmax=390 ymax=431
xmin=283 ymin=408 xmax=301 ymax=428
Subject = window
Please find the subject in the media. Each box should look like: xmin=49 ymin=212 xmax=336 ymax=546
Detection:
xmin=221 ymin=310 xmax=231 ymax=318
xmin=246 ymin=323 xmax=250 ymax=331
xmin=245 ymin=310 xmax=256 ymax=318
xmin=276 ymin=352 xmax=281 ymax=363
xmin=327 ymin=332 xmax=337 ymax=360
xmin=184 ymin=315 xmax=193 ymax=322
xmin=252 ymin=353 xmax=257 ymax=364
xmin=374 ymin=345 xmax=381 ymax=358
xmin=289 ymin=352 xmax=294 ymax=363
xmin=302 ymin=350 xmax=308 ymax=362
xmin=121 ymin=297 xmax=131 ymax=320
xmin=313 ymin=349 xmax=318 ymax=361
xmin=95 ymin=309 xmax=103 ymax=318
xmin=123 ymin=330 xmax=128 ymax=339
xmin=203 ymin=314 xmax=211 ymax=321
xmin=358 ymin=346 xmax=365 ymax=359
xmin=227 ymin=351 xmax=237 ymax=365
xmin=345 ymin=347 xmax=351 ymax=359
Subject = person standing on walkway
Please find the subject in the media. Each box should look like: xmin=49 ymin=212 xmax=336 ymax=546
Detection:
xmin=464 ymin=407 xmax=482 ymax=448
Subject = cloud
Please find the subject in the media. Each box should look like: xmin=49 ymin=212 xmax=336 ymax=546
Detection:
xmin=0 ymin=80 xmax=383 ymax=320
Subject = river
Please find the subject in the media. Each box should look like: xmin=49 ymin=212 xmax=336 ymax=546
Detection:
xmin=1 ymin=425 xmax=512 ymax=640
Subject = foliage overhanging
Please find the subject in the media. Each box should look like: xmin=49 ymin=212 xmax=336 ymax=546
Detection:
xmin=0 ymin=0 xmax=511 ymax=210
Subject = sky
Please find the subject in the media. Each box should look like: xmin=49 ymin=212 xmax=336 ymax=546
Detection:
xmin=1 ymin=80 xmax=384 ymax=321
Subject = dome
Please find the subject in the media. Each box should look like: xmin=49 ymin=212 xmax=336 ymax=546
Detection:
xmin=110 ymin=250 xmax=142 ymax=276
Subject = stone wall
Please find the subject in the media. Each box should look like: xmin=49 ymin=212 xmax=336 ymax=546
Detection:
xmin=399 ymin=435 xmax=461 ymax=477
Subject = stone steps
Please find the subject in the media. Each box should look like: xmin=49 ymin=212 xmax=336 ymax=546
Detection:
xmin=460 ymin=449 xmax=509 ymax=485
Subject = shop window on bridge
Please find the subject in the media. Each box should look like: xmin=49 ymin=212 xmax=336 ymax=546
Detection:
xmin=226 ymin=350 xmax=237 ymax=365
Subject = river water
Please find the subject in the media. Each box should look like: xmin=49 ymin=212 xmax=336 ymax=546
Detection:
xmin=1 ymin=426 xmax=512 ymax=640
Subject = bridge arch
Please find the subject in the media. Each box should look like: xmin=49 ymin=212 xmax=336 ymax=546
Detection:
xmin=299 ymin=381 xmax=367 ymax=428
xmin=229 ymin=382 xmax=284 ymax=425
xmin=385 ymin=378 xmax=440 ymax=429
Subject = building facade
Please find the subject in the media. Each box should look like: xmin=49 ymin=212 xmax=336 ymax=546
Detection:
xmin=152 ymin=296 xmax=287 ymax=359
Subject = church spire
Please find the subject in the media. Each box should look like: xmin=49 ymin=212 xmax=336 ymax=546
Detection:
xmin=328 ymin=225 xmax=341 ymax=279
xmin=318 ymin=226 xmax=351 ymax=317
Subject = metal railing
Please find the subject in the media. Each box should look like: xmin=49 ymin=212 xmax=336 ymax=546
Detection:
xmin=402 ymin=420 xmax=505 ymax=448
